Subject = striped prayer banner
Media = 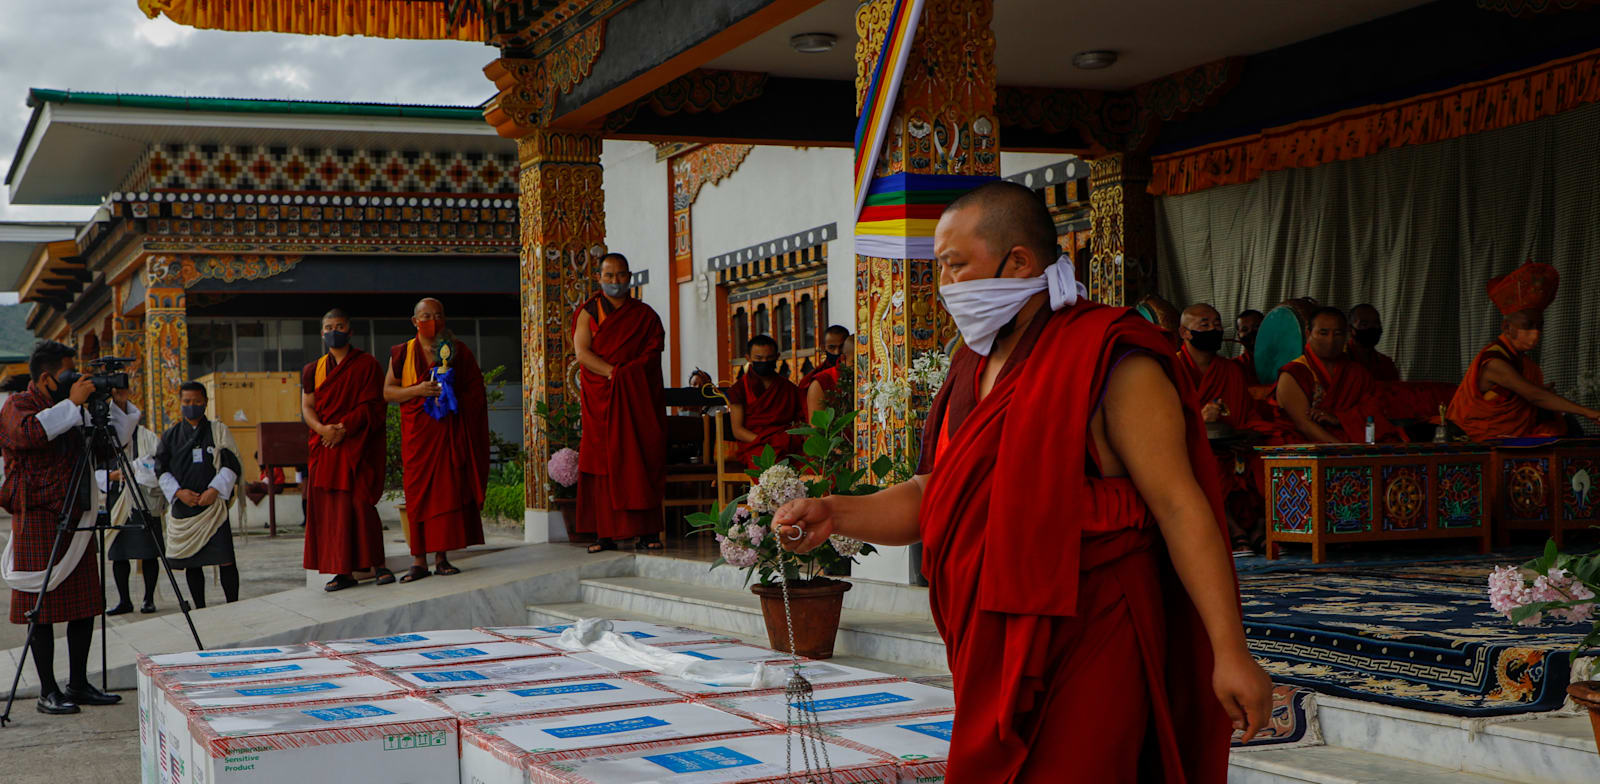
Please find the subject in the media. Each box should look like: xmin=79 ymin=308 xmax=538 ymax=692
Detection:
xmin=852 ymin=0 xmax=925 ymax=219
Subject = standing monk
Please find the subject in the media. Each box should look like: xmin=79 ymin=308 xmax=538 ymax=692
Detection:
xmin=727 ymin=335 xmax=803 ymax=466
xmin=1346 ymin=304 xmax=1401 ymax=382
xmin=775 ymin=182 xmax=1271 ymax=782
xmin=1447 ymin=263 xmax=1600 ymax=439
xmin=301 ymin=309 xmax=392 ymax=591
xmin=1178 ymin=304 xmax=1267 ymax=553
xmin=572 ymin=253 xmax=667 ymax=554
xmin=1271 ymin=308 xmax=1398 ymax=444
xmin=385 ymin=298 xmax=489 ymax=582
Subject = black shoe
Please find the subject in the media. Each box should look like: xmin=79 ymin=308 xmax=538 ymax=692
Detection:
xmin=36 ymin=692 xmax=80 ymax=715
xmin=63 ymin=683 xmax=122 ymax=706
xmin=106 ymin=602 xmax=134 ymax=616
xmin=140 ymin=601 xmax=157 ymax=614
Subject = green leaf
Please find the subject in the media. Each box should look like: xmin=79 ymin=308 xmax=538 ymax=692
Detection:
xmin=814 ymin=407 xmax=836 ymax=430
xmin=1509 ymin=603 xmax=1552 ymax=624
xmin=756 ymin=446 xmax=777 ymax=470
xmin=872 ymin=455 xmax=895 ymax=478
xmin=803 ymin=435 xmax=830 ymax=459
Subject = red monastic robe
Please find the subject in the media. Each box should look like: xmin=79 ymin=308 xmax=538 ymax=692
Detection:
xmin=301 ymin=348 xmax=388 ymax=574
xmin=1446 ymin=337 xmax=1566 ymax=440
xmin=1228 ymin=350 xmax=1259 ymax=386
xmin=1269 ymin=352 xmax=1401 ymax=443
xmin=389 ymin=337 xmax=489 ymax=555
xmin=795 ymin=355 xmax=839 ymax=395
xmin=918 ymin=304 xmax=1233 ymax=784
xmin=728 ymin=372 xmax=803 ymax=466
xmin=1348 ymin=346 xmax=1401 ymax=383
xmin=574 ymin=296 xmax=667 ymax=540
xmin=1180 ymin=346 xmax=1269 ymax=543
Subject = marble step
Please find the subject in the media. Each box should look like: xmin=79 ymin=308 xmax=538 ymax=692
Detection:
xmin=565 ymin=574 xmax=950 ymax=672
xmin=635 ymin=553 xmax=934 ymax=617
xmin=1230 ymin=746 xmax=1524 ymax=784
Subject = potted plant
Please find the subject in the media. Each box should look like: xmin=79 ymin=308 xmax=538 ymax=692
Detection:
xmin=534 ymin=398 xmax=583 ymax=540
xmin=688 ymin=408 xmax=884 ymax=659
xmin=1486 ymin=540 xmax=1600 ymax=746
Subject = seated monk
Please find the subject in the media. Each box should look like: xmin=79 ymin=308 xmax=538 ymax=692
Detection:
xmin=1447 ymin=262 xmax=1600 ymax=439
xmin=1231 ymin=309 xmax=1263 ymax=385
xmin=1178 ymin=304 xmax=1268 ymax=553
xmin=727 ymin=335 xmax=803 ymax=466
xmin=1272 ymin=307 xmax=1399 ymax=443
xmin=1347 ymin=304 xmax=1401 ymax=382
xmin=803 ymin=325 xmax=853 ymax=424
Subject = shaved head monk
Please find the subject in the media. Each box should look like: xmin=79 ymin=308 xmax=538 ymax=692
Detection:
xmin=1232 ymin=309 xmax=1264 ymax=385
xmin=301 ymin=309 xmax=391 ymax=591
xmin=727 ymin=335 xmax=804 ymax=466
xmin=774 ymin=181 xmax=1271 ymax=782
xmin=1447 ymin=263 xmax=1600 ymax=439
xmin=573 ymin=253 xmax=667 ymax=553
xmin=803 ymin=325 xmax=853 ymax=424
xmin=384 ymin=297 xmax=489 ymax=581
xmin=1272 ymin=307 xmax=1397 ymax=443
xmin=1347 ymin=304 xmax=1401 ymax=382
xmin=1179 ymin=303 xmax=1268 ymax=553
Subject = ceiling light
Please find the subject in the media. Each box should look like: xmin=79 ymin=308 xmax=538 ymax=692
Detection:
xmin=1073 ymin=50 xmax=1118 ymax=70
xmin=789 ymin=33 xmax=837 ymax=54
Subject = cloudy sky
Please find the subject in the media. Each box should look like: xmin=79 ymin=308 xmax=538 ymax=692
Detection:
xmin=0 ymin=0 xmax=498 ymax=222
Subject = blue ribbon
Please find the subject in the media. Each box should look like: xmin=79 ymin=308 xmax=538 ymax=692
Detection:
xmin=425 ymin=367 xmax=458 ymax=420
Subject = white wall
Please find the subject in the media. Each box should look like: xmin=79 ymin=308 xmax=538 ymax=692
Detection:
xmin=1001 ymin=151 xmax=1074 ymax=177
xmin=600 ymin=140 xmax=672 ymax=373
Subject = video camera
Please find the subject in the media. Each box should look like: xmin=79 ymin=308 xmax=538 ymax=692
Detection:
xmin=58 ymin=356 xmax=133 ymax=400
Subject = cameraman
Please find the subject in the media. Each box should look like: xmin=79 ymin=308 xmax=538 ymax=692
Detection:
xmin=0 ymin=342 xmax=130 ymax=715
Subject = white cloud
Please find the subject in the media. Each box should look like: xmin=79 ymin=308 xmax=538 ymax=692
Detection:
xmin=254 ymin=63 xmax=313 ymax=93
xmin=131 ymin=16 xmax=195 ymax=48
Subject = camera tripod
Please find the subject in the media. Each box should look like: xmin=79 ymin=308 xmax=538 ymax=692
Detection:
xmin=1 ymin=395 xmax=204 ymax=726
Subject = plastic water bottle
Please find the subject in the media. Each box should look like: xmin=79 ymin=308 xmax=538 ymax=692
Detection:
xmin=1364 ymin=416 xmax=1376 ymax=444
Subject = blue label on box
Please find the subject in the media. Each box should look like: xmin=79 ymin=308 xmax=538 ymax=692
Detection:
xmin=644 ymin=747 xmax=762 ymax=774
xmin=208 ymin=664 xmax=303 ymax=679
xmin=412 ymin=670 xmax=487 ymax=683
xmin=302 ymin=704 xmax=395 ymax=722
xmin=509 ymin=682 xmax=620 ymax=697
xmin=364 ymin=634 xmax=427 ymax=646
xmin=196 ymin=648 xmax=284 ymax=658
xmin=419 ymin=647 xmax=487 ymax=661
xmin=542 ymin=715 xmax=668 ymax=739
xmin=678 ymin=650 xmax=720 ymax=661
xmin=534 ymin=625 xmax=572 ymax=634
xmin=898 ymin=720 xmax=954 ymax=742
xmin=235 ymin=682 xmax=341 ymax=697
xmin=623 ymin=631 xmax=657 ymax=639
xmin=800 ymin=691 xmax=912 ymax=712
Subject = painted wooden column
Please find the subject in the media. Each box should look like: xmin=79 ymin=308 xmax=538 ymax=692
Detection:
xmin=852 ymin=0 xmax=998 ymax=472
xmin=112 ymin=314 xmax=145 ymax=414
xmin=516 ymin=129 xmax=604 ymax=538
xmin=143 ymin=256 xmax=188 ymax=432
xmin=1087 ymin=153 xmax=1157 ymax=307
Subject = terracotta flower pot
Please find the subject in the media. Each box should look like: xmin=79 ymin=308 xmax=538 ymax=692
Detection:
xmin=1568 ymin=681 xmax=1600 ymax=751
xmin=751 ymin=578 xmax=852 ymax=659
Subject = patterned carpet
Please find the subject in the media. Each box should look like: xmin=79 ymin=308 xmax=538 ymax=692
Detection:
xmin=1241 ymin=564 xmax=1591 ymax=716
xmin=1231 ymin=685 xmax=1320 ymax=750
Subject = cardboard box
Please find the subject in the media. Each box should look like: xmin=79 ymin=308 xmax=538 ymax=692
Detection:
xmin=430 ymin=678 xmax=683 ymax=725
xmin=635 ymin=661 xmax=901 ymax=699
xmin=460 ymin=701 xmax=769 ymax=777
xmin=652 ymin=641 xmax=785 ymax=662
xmin=185 ymin=697 xmax=457 ymax=784
xmin=821 ymin=713 xmax=954 ymax=783
xmin=348 ymin=640 xmax=555 ymax=671
xmin=706 ymin=682 xmax=955 ymax=727
xmin=484 ymin=621 xmax=732 ymax=647
xmin=525 ymin=732 xmax=899 ymax=784
xmin=381 ymin=655 xmax=613 ymax=694
xmin=314 ymin=629 xmax=505 ymax=656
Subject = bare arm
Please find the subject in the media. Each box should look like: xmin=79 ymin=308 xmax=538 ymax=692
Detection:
xmin=1103 ymin=355 xmax=1273 ymax=740
xmin=728 ymin=403 xmax=759 ymax=443
xmin=1482 ymin=359 xmax=1600 ymax=422
xmin=805 ymin=381 xmax=825 ymax=422
xmin=573 ymin=313 xmax=614 ymax=378
xmin=773 ymin=475 xmax=926 ymax=551
xmin=383 ymin=363 xmax=439 ymax=404
xmin=1275 ymin=372 xmax=1340 ymax=443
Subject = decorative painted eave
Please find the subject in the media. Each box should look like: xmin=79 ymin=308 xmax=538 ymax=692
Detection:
xmin=136 ymin=0 xmax=487 ymax=42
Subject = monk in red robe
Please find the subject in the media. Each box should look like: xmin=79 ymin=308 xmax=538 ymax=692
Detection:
xmin=301 ymin=309 xmax=390 ymax=591
xmin=573 ymin=253 xmax=667 ymax=553
xmin=1179 ymin=304 xmax=1269 ymax=553
xmin=1447 ymin=263 xmax=1600 ymax=439
xmin=727 ymin=335 xmax=803 ymax=466
xmin=1230 ymin=309 xmax=1263 ymax=385
xmin=775 ymin=182 xmax=1270 ymax=782
xmin=1271 ymin=307 xmax=1400 ymax=443
xmin=384 ymin=297 xmax=489 ymax=581
xmin=803 ymin=325 xmax=852 ymax=424
xmin=1346 ymin=304 xmax=1401 ymax=382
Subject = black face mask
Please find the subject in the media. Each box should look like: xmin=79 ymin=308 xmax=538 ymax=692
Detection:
xmin=323 ymin=329 xmax=350 ymax=349
xmin=181 ymin=404 xmax=206 ymax=422
xmin=1239 ymin=331 xmax=1257 ymax=351
xmin=1352 ymin=327 xmax=1383 ymax=349
xmin=1187 ymin=329 xmax=1225 ymax=353
xmin=49 ymin=371 xmax=73 ymax=404
xmin=750 ymin=360 xmax=778 ymax=377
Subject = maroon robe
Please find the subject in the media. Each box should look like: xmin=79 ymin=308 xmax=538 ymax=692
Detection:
xmin=1180 ymin=346 xmax=1269 ymax=545
xmin=1 ymin=384 xmax=99 ymax=624
xmin=301 ymin=348 xmax=387 ymax=574
xmin=1269 ymin=352 xmax=1400 ymax=443
xmin=389 ymin=338 xmax=488 ymax=555
xmin=574 ymin=296 xmax=666 ymax=540
xmin=918 ymin=305 xmax=1232 ymax=783
xmin=1348 ymin=346 xmax=1401 ymax=383
xmin=727 ymin=372 xmax=803 ymax=466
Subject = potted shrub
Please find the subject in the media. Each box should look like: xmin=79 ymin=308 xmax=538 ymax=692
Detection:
xmin=689 ymin=409 xmax=884 ymax=658
xmin=1486 ymin=541 xmax=1600 ymax=746
xmin=534 ymin=398 xmax=584 ymax=541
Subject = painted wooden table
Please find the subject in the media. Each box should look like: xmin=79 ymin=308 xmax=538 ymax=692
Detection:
xmin=1490 ymin=438 xmax=1600 ymax=548
xmin=1258 ymin=443 xmax=1493 ymax=562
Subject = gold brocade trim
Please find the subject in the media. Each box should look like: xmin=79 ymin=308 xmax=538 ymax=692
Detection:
xmin=137 ymin=0 xmax=485 ymax=42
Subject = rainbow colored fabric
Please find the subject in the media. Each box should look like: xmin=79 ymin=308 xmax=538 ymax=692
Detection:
xmin=852 ymin=0 xmax=924 ymax=218
xmin=855 ymin=173 xmax=997 ymax=259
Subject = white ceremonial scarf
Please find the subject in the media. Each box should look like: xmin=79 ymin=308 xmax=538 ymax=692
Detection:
xmin=937 ymin=254 xmax=1089 ymax=356
xmin=0 ymin=398 xmax=108 ymax=593
xmin=164 ymin=420 xmax=246 ymax=560
xmin=105 ymin=426 xmax=164 ymax=549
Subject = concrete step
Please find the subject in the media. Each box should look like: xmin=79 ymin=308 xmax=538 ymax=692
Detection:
xmin=1230 ymin=746 xmax=1526 ymax=784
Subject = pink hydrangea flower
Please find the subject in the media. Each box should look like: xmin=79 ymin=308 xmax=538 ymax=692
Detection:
xmin=718 ymin=535 xmax=759 ymax=568
xmin=547 ymin=447 xmax=580 ymax=487
xmin=1487 ymin=565 xmax=1597 ymax=626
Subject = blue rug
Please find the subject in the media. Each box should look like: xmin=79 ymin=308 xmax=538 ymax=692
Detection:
xmin=1241 ymin=564 xmax=1590 ymax=716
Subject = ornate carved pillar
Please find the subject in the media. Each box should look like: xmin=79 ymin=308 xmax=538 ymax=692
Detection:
xmin=112 ymin=314 xmax=145 ymax=414
xmin=1087 ymin=153 xmax=1157 ymax=307
xmin=144 ymin=257 xmax=188 ymax=432
xmin=517 ymin=129 xmax=604 ymax=519
xmin=853 ymin=0 xmax=998 ymax=472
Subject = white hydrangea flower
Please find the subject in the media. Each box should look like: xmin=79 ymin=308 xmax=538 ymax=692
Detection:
xmin=829 ymin=535 xmax=864 ymax=558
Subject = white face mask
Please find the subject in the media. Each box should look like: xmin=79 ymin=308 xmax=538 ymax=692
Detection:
xmin=938 ymin=254 xmax=1089 ymax=356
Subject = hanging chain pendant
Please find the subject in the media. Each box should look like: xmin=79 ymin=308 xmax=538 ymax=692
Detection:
xmin=777 ymin=546 xmax=835 ymax=782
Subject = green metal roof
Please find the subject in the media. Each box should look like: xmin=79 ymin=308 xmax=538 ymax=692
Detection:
xmin=25 ymin=88 xmax=489 ymax=121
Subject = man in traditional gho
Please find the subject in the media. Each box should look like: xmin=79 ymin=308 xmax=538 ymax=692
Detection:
xmin=572 ymin=253 xmax=666 ymax=554
xmin=102 ymin=387 xmax=165 ymax=615
xmin=302 ymin=309 xmax=391 ymax=591
xmin=774 ymin=182 xmax=1271 ymax=782
xmin=1 ymin=342 xmax=129 ymax=713
xmin=1346 ymin=304 xmax=1401 ymax=382
xmin=384 ymin=297 xmax=489 ymax=582
xmin=727 ymin=335 xmax=804 ymax=467
xmin=803 ymin=325 xmax=853 ymax=424
xmin=1447 ymin=262 xmax=1600 ymax=439
xmin=1178 ymin=303 xmax=1268 ymax=553
xmin=156 ymin=382 xmax=242 ymax=609
xmin=1271 ymin=307 xmax=1399 ymax=443
xmin=1231 ymin=309 xmax=1264 ymax=385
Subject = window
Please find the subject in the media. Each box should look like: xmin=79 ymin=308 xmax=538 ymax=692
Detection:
xmin=731 ymin=307 xmax=748 ymax=355
xmin=775 ymin=298 xmax=792 ymax=351
xmin=799 ymin=293 xmax=816 ymax=349
xmin=752 ymin=304 xmax=769 ymax=339
xmin=187 ymin=321 xmax=234 ymax=377
xmin=234 ymin=321 xmax=269 ymax=371
xmin=372 ymin=319 xmax=415 ymax=363
xmin=477 ymin=318 xmax=522 ymax=377
xmin=819 ymin=292 xmax=829 ymax=331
